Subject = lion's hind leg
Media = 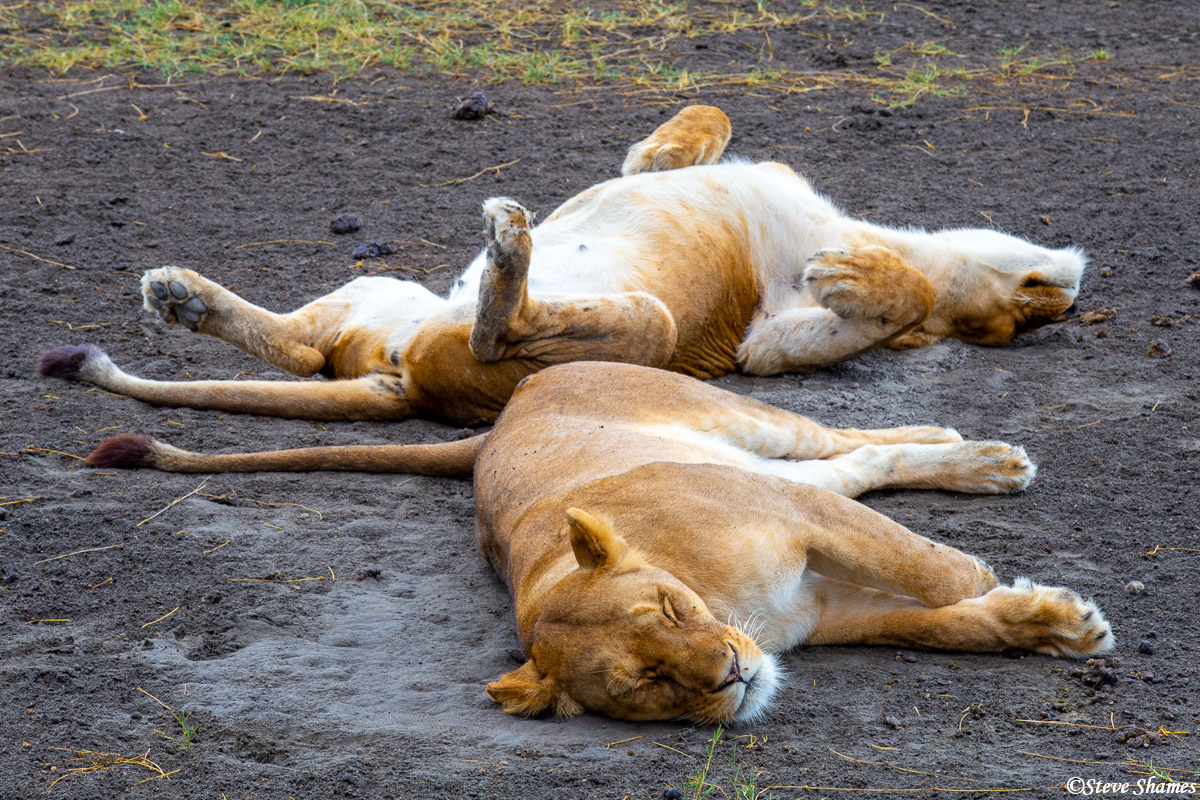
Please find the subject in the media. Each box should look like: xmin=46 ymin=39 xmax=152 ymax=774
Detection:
xmin=768 ymin=440 xmax=1037 ymax=497
xmin=466 ymin=197 xmax=678 ymax=367
xmin=621 ymin=105 xmax=732 ymax=176
xmin=804 ymin=574 xmax=1113 ymax=657
xmin=142 ymin=266 xmax=326 ymax=376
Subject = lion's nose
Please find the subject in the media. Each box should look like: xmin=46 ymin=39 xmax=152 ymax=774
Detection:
xmin=719 ymin=650 xmax=741 ymax=688
xmin=1063 ymin=301 xmax=1078 ymax=318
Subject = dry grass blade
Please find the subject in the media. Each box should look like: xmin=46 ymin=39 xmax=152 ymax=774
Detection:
xmin=136 ymin=477 xmax=210 ymax=527
xmin=47 ymin=748 xmax=176 ymax=790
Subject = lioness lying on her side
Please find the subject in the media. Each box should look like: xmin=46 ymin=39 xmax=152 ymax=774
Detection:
xmin=86 ymin=362 xmax=1113 ymax=723
xmin=39 ymin=106 xmax=1082 ymax=425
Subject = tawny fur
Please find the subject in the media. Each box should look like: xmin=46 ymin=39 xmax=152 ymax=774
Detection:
xmin=38 ymin=105 xmax=1083 ymax=425
xmin=85 ymin=362 xmax=1113 ymax=723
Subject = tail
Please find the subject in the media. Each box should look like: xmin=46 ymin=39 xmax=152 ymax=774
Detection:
xmin=37 ymin=343 xmax=416 ymax=421
xmin=86 ymin=432 xmax=485 ymax=476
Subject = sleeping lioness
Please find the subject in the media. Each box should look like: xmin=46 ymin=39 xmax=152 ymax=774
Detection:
xmin=38 ymin=105 xmax=1082 ymax=425
xmin=85 ymin=361 xmax=1113 ymax=723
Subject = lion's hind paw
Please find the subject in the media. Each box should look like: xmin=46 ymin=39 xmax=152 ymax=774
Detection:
xmin=142 ymin=266 xmax=211 ymax=331
xmin=988 ymin=579 xmax=1114 ymax=658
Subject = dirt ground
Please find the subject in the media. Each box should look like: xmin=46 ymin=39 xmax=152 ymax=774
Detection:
xmin=2 ymin=2 xmax=1199 ymax=798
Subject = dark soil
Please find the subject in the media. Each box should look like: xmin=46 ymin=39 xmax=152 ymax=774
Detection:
xmin=2 ymin=2 xmax=1198 ymax=798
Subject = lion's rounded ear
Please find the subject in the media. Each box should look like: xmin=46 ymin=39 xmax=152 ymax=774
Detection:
xmin=566 ymin=507 xmax=627 ymax=571
xmin=487 ymin=660 xmax=583 ymax=718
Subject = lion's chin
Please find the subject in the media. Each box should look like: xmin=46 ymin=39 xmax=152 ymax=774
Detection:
xmin=730 ymin=653 xmax=781 ymax=725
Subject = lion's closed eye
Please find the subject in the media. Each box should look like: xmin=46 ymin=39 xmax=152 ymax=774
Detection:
xmin=661 ymin=593 xmax=681 ymax=625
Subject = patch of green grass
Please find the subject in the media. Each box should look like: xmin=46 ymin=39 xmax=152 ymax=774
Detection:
xmin=0 ymin=1 xmax=1112 ymax=105
xmin=1090 ymin=47 xmax=1111 ymax=62
xmin=174 ymin=708 xmax=197 ymax=751
xmin=0 ymin=0 xmax=818 ymax=84
xmin=680 ymin=726 xmax=765 ymax=800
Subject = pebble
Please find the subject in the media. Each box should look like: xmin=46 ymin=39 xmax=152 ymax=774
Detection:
xmin=2 ymin=571 xmax=18 ymax=584
xmin=664 ymin=790 xmax=683 ymax=800
xmin=1138 ymin=640 xmax=1156 ymax=655
xmin=330 ymin=213 xmax=362 ymax=235
xmin=1124 ymin=580 xmax=1145 ymax=595
xmin=351 ymin=242 xmax=395 ymax=259
xmin=885 ymin=715 xmax=904 ymax=729
xmin=1145 ymin=630 xmax=1157 ymax=639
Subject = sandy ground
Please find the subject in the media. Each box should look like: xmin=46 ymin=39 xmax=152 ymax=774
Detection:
xmin=2 ymin=1 xmax=1199 ymax=798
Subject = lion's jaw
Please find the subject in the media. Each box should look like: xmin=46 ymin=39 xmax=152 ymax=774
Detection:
xmin=486 ymin=508 xmax=780 ymax=723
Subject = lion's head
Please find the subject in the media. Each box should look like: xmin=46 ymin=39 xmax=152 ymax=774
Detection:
xmin=486 ymin=508 xmax=779 ymax=722
xmin=894 ymin=229 xmax=1085 ymax=349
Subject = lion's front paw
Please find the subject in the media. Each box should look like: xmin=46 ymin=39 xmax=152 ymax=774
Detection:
xmin=804 ymin=246 xmax=933 ymax=327
xmin=985 ymin=579 xmax=1114 ymax=658
xmin=142 ymin=266 xmax=212 ymax=332
xmin=621 ymin=106 xmax=731 ymax=176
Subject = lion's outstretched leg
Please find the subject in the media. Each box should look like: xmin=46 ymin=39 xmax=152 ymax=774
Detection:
xmin=767 ymin=441 xmax=1037 ymax=497
xmin=803 ymin=574 xmax=1113 ymax=657
xmin=621 ymin=105 xmax=732 ymax=176
xmin=467 ymin=197 xmax=678 ymax=366
xmin=142 ymin=267 xmax=329 ymax=376
xmin=737 ymin=246 xmax=936 ymax=374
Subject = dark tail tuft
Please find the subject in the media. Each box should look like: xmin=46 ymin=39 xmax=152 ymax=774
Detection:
xmin=37 ymin=343 xmax=103 ymax=380
xmin=87 ymin=434 xmax=158 ymax=469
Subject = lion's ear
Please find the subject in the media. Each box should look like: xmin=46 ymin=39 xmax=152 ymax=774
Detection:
xmin=487 ymin=660 xmax=583 ymax=718
xmin=566 ymin=507 xmax=627 ymax=571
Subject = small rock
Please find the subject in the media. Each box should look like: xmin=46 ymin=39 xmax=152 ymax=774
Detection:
xmin=349 ymin=568 xmax=382 ymax=581
xmin=1150 ymin=315 xmax=1176 ymax=327
xmin=664 ymin=790 xmax=683 ymax=800
xmin=2 ymin=571 xmax=18 ymax=584
xmin=1096 ymin=329 xmax=1109 ymax=338
xmin=885 ymin=715 xmax=904 ymax=729
xmin=1147 ymin=340 xmax=1171 ymax=358
xmin=1124 ymin=580 xmax=1145 ymax=595
xmin=1080 ymin=307 xmax=1117 ymax=325
xmin=1189 ymin=270 xmax=1200 ymax=289
xmin=453 ymin=91 xmax=495 ymax=120
xmin=68 ymin=488 xmax=93 ymax=498
xmin=1145 ymin=630 xmax=1157 ymax=639
xmin=1099 ymin=267 xmax=1112 ymax=277
xmin=1138 ymin=640 xmax=1156 ymax=655
xmin=351 ymin=242 xmax=395 ymax=259
xmin=901 ymin=652 xmax=918 ymax=663
xmin=54 ymin=233 xmax=76 ymax=246
xmin=330 ymin=213 xmax=362 ymax=235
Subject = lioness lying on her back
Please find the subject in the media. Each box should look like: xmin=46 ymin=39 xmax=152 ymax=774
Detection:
xmin=87 ymin=362 xmax=1112 ymax=723
xmin=39 ymin=105 xmax=1082 ymax=425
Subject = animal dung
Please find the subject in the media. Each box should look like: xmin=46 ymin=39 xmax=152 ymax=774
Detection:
xmin=453 ymin=91 xmax=495 ymax=120
xmin=351 ymin=242 xmax=395 ymax=259
xmin=330 ymin=213 xmax=362 ymax=235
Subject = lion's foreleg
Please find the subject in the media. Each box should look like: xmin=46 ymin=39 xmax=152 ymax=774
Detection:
xmin=802 ymin=574 xmax=1113 ymax=658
